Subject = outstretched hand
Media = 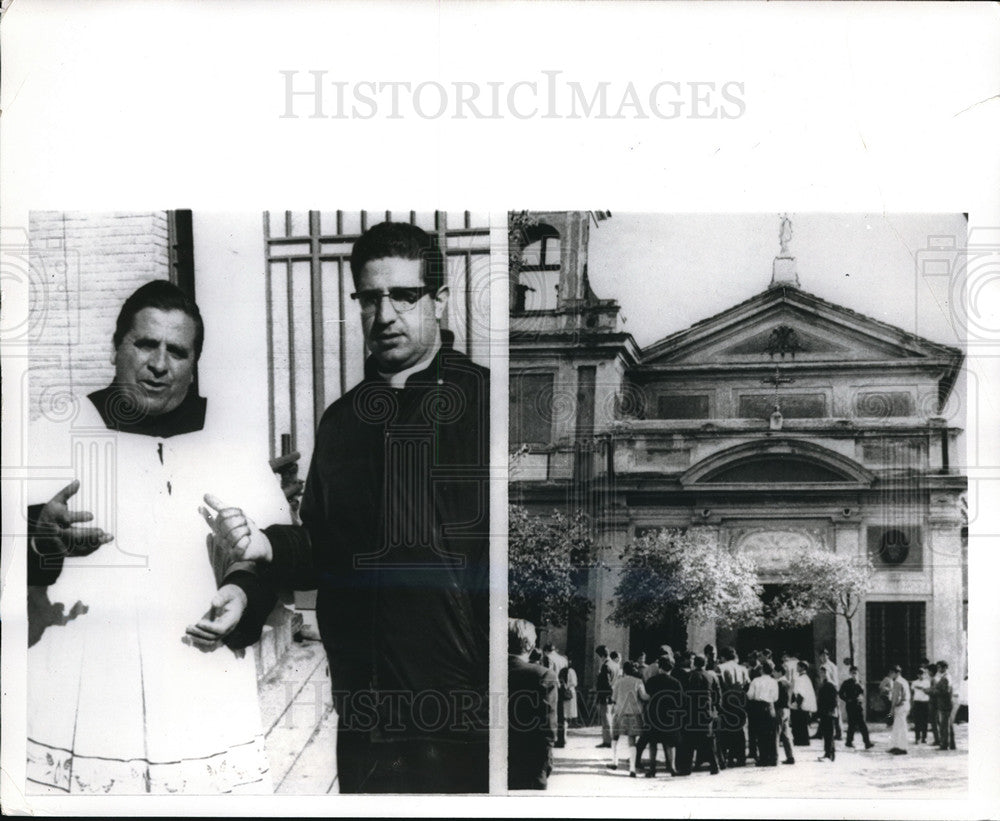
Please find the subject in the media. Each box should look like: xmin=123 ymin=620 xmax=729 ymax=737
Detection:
xmin=198 ymin=493 xmax=273 ymax=564
xmin=183 ymin=584 xmax=248 ymax=653
xmin=35 ymin=480 xmax=114 ymax=557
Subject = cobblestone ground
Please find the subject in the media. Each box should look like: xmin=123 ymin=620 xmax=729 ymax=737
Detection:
xmin=527 ymin=723 xmax=968 ymax=798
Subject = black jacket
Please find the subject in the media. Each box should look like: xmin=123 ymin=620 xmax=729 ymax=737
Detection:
xmin=262 ymin=337 xmax=490 ymax=738
xmin=838 ymin=677 xmax=865 ymax=706
xmin=685 ymin=668 xmax=722 ymax=732
xmin=817 ymin=680 xmax=839 ymax=715
xmin=645 ymin=671 xmax=684 ymax=739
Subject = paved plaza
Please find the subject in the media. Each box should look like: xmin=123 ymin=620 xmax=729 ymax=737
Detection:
xmin=261 ymin=640 xmax=969 ymax=799
xmin=527 ymin=723 xmax=968 ymax=798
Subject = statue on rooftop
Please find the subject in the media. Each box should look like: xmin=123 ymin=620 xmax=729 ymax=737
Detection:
xmin=779 ymin=213 xmax=793 ymax=256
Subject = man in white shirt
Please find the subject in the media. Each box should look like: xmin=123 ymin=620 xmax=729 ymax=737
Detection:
xmin=746 ymin=660 xmax=779 ymax=766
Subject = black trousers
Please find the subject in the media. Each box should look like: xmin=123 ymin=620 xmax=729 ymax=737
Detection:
xmin=937 ymin=706 xmax=956 ymax=750
xmin=720 ymin=726 xmax=746 ymax=765
xmin=694 ymin=719 xmax=726 ymax=770
xmin=336 ymin=724 xmax=488 ymax=793
xmin=911 ymin=701 xmax=929 ymax=742
xmin=748 ymin=712 xmax=758 ymax=759
xmin=678 ymin=730 xmax=718 ymax=774
xmin=845 ymin=703 xmax=871 ymax=747
xmin=748 ymin=702 xmax=777 ymax=765
xmin=819 ymin=714 xmax=835 ymax=760
xmin=556 ymin=697 xmax=567 ymax=746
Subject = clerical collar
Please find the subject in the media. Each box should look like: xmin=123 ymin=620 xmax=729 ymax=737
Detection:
xmin=88 ymin=384 xmax=207 ymax=438
xmin=378 ymin=337 xmax=442 ymax=389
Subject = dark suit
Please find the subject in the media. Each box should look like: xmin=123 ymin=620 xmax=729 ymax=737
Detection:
xmin=838 ymin=677 xmax=871 ymax=748
xmin=934 ymin=673 xmax=957 ymax=750
xmin=816 ymin=680 xmax=839 ymax=760
xmin=595 ymin=658 xmax=619 ymax=745
xmin=253 ymin=339 xmax=490 ymax=793
xmin=508 ymin=656 xmax=559 ymax=790
xmin=678 ymin=667 xmax=721 ymax=775
xmin=642 ymin=671 xmax=683 ymax=774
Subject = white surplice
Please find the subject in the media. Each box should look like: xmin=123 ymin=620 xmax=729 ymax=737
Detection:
xmin=26 ymin=396 xmax=289 ymax=794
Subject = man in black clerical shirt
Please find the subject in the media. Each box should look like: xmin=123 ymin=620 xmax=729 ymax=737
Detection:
xmin=201 ymin=222 xmax=490 ymax=793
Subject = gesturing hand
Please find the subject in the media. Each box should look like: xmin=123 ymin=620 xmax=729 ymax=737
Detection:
xmin=35 ymin=480 xmax=114 ymax=557
xmin=198 ymin=493 xmax=273 ymax=563
xmin=183 ymin=584 xmax=248 ymax=653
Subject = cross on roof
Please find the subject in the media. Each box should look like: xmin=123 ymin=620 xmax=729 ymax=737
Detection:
xmin=762 ymin=365 xmax=794 ymax=389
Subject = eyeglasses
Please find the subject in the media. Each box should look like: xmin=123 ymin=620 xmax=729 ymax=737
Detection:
xmin=350 ymin=286 xmax=437 ymax=314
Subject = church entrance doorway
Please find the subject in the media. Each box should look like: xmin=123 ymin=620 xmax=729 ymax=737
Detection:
xmin=628 ymin=605 xmax=688 ymax=662
xmin=716 ymin=584 xmax=835 ymax=669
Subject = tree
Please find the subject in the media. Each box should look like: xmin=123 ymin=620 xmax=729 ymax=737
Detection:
xmin=508 ymin=504 xmax=602 ymax=629
xmin=770 ymin=549 xmax=876 ymax=665
xmin=608 ymin=528 xmax=765 ymax=631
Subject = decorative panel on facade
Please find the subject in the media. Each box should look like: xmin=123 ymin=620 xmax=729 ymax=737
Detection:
xmin=739 ymin=393 xmax=827 ymax=419
xmin=861 ymin=438 xmax=926 ymax=469
xmin=727 ymin=525 xmax=831 ymax=577
xmin=854 ymin=391 xmax=915 ymax=417
xmin=510 ymin=372 xmax=556 ymax=446
xmin=656 ymin=394 xmax=710 ymax=419
xmin=704 ymin=456 xmax=847 ymax=484
xmin=866 ymin=524 xmax=923 ymax=570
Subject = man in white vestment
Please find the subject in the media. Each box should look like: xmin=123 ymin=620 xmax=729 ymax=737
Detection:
xmin=26 ymin=281 xmax=288 ymax=794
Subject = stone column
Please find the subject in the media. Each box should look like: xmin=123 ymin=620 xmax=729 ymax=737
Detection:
xmin=927 ymin=503 xmax=963 ymax=671
xmin=588 ymin=521 xmax=630 ymax=684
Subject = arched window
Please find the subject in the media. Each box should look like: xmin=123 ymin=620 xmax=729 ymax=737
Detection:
xmin=513 ymin=223 xmax=561 ymax=311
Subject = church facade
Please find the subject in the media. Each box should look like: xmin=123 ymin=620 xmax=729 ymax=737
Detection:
xmin=509 ymin=212 xmax=967 ymax=717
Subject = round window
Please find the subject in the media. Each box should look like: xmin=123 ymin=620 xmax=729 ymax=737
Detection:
xmin=880 ymin=529 xmax=910 ymax=565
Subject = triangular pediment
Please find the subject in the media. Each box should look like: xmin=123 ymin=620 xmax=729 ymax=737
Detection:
xmin=722 ymin=319 xmax=852 ymax=358
xmin=640 ymin=287 xmax=961 ymax=367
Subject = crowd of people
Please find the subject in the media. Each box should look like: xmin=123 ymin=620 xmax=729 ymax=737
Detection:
xmin=586 ymin=643 xmax=964 ymax=778
xmin=510 ymin=625 xmax=966 ymax=789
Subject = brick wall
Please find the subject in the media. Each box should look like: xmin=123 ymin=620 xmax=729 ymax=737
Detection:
xmin=29 ymin=212 xmax=172 ymax=422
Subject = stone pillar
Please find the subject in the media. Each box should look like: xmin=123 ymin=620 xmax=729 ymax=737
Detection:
xmin=586 ymin=524 xmax=630 ymax=685
xmin=556 ymin=212 xmax=589 ymax=304
xmin=927 ymin=519 xmax=963 ymax=672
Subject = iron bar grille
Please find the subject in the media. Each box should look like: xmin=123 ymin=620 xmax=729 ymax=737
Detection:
xmin=262 ymin=210 xmax=492 ymax=476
